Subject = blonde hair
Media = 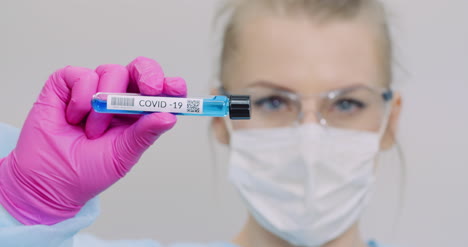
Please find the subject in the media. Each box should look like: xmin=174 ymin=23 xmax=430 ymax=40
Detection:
xmin=218 ymin=0 xmax=393 ymax=86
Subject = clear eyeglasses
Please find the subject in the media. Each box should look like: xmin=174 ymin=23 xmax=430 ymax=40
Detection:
xmin=222 ymin=84 xmax=393 ymax=132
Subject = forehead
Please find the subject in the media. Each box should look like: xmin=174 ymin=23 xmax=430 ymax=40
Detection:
xmin=226 ymin=14 xmax=385 ymax=93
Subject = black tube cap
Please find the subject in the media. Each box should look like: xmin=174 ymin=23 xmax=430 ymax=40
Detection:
xmin=229 ymin=95 xmax=251 ymax=120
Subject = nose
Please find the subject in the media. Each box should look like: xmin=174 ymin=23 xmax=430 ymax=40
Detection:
xmin=300 ymin=111 xmax=321 ymax=124
xmin=298 ymin=98 xmax=321 ymax=124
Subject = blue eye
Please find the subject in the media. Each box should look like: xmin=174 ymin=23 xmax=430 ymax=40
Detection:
xmin=254 ymin=96 xmax=291 ymax=112
xmin=332 ymin=99 xmax=366 ymax=113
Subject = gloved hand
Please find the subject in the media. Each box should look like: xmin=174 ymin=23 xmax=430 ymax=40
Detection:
xmin=0 ymin=57 xmax=186 ymax=225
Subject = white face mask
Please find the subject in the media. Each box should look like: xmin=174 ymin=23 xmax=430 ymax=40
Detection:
xmin=228 ymin=123 xmax=382 ymax=247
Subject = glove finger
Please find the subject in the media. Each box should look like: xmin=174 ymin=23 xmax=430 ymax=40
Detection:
xmin=163 ymin=77 xmax=187 ymax=97
xmin=35 ymin=66 xmax=99 ymax=126
xmin=85 ymin=64 xmax=129 ymax=139
xmin=64 ymin=67 xmax=100 ymax=125
xmin=126 ymin=56 xmax=164 ymax=96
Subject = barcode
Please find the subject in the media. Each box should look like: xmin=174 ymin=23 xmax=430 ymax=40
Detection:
xmin=187 ymin=100 xmax=201 ymax=113
xmin=110 ymin=97 xmax=135 ymax=107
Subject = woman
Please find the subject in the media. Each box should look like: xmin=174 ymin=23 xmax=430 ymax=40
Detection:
xmin=0 ymin=0 xmax=402 ymax=246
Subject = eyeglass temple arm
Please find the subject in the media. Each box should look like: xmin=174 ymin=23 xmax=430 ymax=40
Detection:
xmin=382 ymin=89 xmax=393 ymax=102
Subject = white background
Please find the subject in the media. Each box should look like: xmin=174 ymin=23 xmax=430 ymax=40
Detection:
xmin=1 ymin=1 xmax=467 ymax=246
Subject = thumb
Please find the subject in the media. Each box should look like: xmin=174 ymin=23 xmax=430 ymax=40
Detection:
xmin=112 ymin=113 xmax=177 ymax=174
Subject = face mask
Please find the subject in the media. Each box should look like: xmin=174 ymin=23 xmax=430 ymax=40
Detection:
xmin=228 ymin=123 xmax=381 ymax=247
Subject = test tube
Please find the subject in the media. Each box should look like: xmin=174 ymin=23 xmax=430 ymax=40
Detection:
xmin=92 ymin=93 xmax=250 ymax=120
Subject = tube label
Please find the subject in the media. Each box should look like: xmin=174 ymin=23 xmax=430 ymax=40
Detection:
xmin=107 ymin=95 xmax=203 ymax=114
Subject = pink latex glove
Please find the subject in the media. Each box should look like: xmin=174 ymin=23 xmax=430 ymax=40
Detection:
xmin=0 ymin=57 xmax=186 ymax=225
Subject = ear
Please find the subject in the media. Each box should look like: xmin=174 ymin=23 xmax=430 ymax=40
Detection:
xmin=210 ymin=88 xmax=230 ymax=145
xmin=380 ymin=92 xmax=402 ymax=150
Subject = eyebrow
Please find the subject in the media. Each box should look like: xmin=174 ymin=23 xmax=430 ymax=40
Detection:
xmin=248 ymin=80 xmax=296 ymax=93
